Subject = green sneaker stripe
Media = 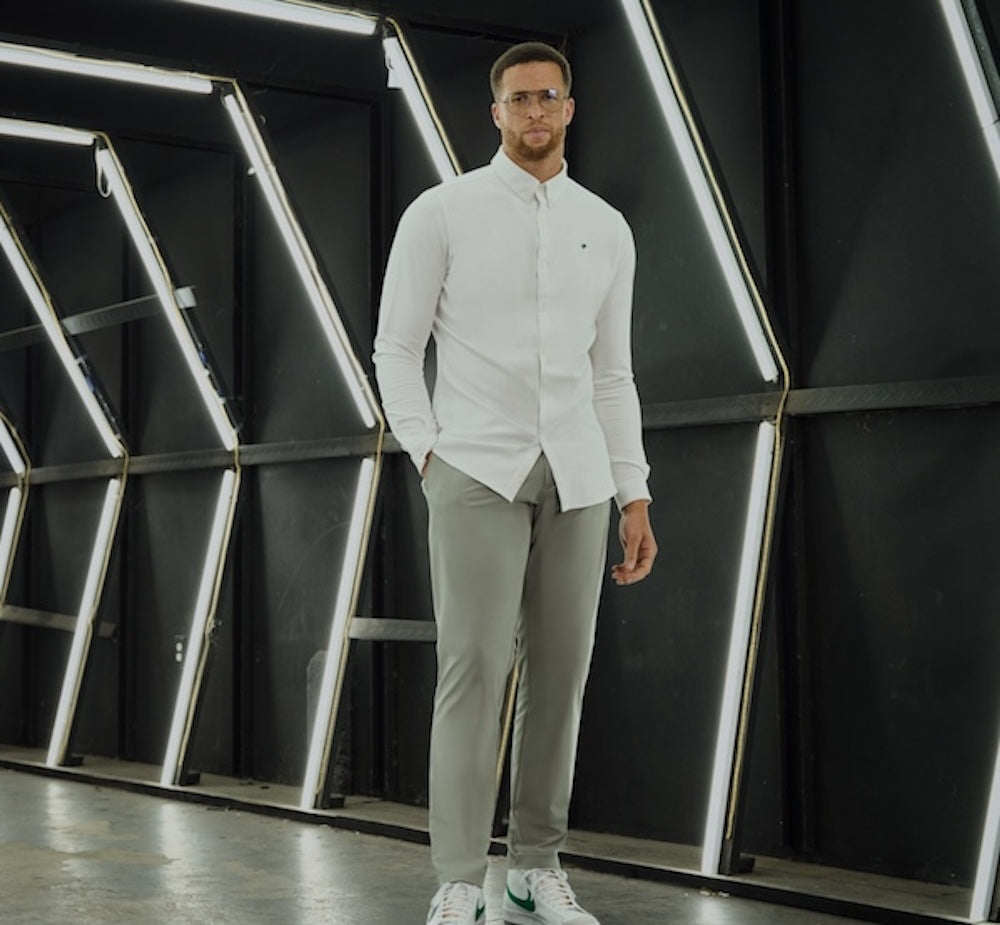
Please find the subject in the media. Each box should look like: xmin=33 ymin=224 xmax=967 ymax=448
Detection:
xmin=506 ymin=886 xmax=536 ymax=912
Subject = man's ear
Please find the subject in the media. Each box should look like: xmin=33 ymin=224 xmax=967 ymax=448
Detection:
xmin=490 ymin=101 xmax=501 ymax=128
xmin=564 ymin=97 xmax=576 ymax=125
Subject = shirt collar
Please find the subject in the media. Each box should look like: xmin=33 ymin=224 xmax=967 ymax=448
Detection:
xmin=491 ymin=147 xmax=569 ymax=205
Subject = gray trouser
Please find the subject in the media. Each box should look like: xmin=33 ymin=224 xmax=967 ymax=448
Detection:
xmin=423 ymin=453 xmax=609 ymax=885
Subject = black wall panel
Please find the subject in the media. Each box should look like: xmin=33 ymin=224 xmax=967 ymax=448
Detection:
xmin=573 ymin=424 xmax=760 ymax=843
xmin=797 ymin=408 xmax=1000 ymax=885
xmin=248 ymin=92 xmax=372 ymax=443
xmin=249 ymin=458 xmax=359 ymax=784
xmin=795 ymin=0 xmax=1000 ymax=386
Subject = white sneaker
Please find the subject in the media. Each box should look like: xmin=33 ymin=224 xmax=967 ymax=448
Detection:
xmin=503 ymin=868 xmax=599 ymax=925
xmin=426 ymin=881 xmax=486 ymax=924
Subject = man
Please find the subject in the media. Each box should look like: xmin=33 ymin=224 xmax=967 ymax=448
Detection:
xmin=373 ymin=41 xmax=656 ymax=925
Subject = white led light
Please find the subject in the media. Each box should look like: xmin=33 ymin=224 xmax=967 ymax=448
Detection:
xmin=0 ymin=207 xmax=125 ymax=459
xmin=0 ymin=486 xmax=25 ymax=602
xmin=383 ymin=35 xmax=460 ymax=181
xmin=0 ymin=116 xmax=95 ymax=147
xmin=221 ymin=90 xmax=380 ymax=430
xmin=0 ymin=40 xmax=214 ymax=94
xmin=972 ymin=738 xmax=1000 ymax=920
xmin=95 ymin=146 xmax=238 ymax=452
xmin=301 ymin=456 xmax=377 ymax=809
xmin=161 ymin=468 xmax=240 ymax=786
xmin=0 ymin=418 xmax=27 ymax=476
xmin=701 ymin=421 xmax=776 ymax=874
xmin=617 ymin=0 xmax=778 ymax=384
xmin=938 ymin=0 xmax=1000 ymax=189
xmin=174 ymin=0 xmax=377 ymax=34
xmin=46 ymin=477 xmax=124 ymax=766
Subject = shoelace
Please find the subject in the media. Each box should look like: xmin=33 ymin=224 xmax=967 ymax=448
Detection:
xmin=434 ymin=882 xmax=481 ymax=922
xmin=524 ymin=869 xmax=584 ymax=910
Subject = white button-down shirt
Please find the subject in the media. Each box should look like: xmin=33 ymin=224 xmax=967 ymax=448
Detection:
xmin=373 ymin=148 xmax=650 ymax=512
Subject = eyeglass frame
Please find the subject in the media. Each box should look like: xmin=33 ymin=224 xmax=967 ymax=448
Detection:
xmin=495 ymin=88 xmax=570 ymax=113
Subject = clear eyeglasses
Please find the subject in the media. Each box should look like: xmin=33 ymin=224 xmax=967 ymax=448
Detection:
xmin=497 ymin=88 xmax=567 ymax=113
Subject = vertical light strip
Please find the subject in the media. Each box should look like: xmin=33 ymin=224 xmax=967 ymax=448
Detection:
xmin=972 ymin=738 xmax=1000 ymax=921
xmin=938 ymin=0 xmax=1000 ymax=184
xmin=0 ymin=39 xmax=214 ymax=94
xmin=220 ymin=89 xmax=380 ymax=430
xmin=94 ymin=145 xmax=239 ymax=452
xmin=172 ymin=0 xmax=378 ymax=34
xmin=0 ymin=204 xmax=125 ymax=459
xmin=0 ymin=487 xmax=25 ymax=602
xmin=161 ymin=468 xmax=240 ymax=786
xmin=46 ymin=477 xmax=124 ymax=766
xmin=383 ymin=32 xmax=461 ymax=181
xmin=301 ymin=456 xmax=377 ymax=809
xmin=617 ymin=0 xmax=778 ymax=384
xmin=701 ymin=421 xmax=776 ymax=874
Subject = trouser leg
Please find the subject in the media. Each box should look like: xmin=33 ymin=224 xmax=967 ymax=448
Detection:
xmin=506 ymin=463 xmax=609 ymax=871
xmin=424 ymin=455 xmax=541 ymax=885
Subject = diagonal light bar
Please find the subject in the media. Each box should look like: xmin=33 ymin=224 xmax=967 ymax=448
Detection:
xmin=95 ymin=144 xmax=239 ymax=452
xmin=221 ymin=87 xmax=381 ymax=430
xmin=617 ymin=0 xmax=779 ymax=384
xmin=938 ymin=0 xmax=1000 ymax=185
xmin=0 ymin=415 xmax=28 ymax=477
xmin=161 ymin=467 xmax=241 ymax=786
xmin=0 ymin=39 xmax=214 ymax=94
xmin=301 ymin=455 xmax=378 ymax=808
xmin=173 ymin=0 xmax=377 ymax=34
xmin=0 ymin=202 xmax=126 ymax=460
xmin=383 ymin=31 xmax=461 ymax=181
xmin=701 ymin=421 xmax=776 ymax=874
xmin=46 ymin=477 xmax=125 ymax=766
xmin=0 ymin=116 xmax=95 ymax=147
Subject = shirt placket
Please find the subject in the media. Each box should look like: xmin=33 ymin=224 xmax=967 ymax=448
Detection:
xmin=535 ymin=185 xmax=549 ymax=442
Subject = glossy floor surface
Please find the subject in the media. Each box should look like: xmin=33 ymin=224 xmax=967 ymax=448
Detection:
xmin=1 ymin=768 xmax=879 ymax=924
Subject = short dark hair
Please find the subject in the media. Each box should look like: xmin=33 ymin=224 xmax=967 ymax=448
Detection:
xmin=489 ymin=42 xmax=572 ymax=99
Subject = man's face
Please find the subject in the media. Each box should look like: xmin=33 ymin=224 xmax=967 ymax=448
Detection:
xmin=491 ymin=60 xmax=575 ymax=164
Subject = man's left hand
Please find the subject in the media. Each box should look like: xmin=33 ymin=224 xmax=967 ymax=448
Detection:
xmin=612 ymin=499 xmax=657 ymax=586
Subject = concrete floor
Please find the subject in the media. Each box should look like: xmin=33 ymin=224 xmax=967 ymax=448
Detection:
xmin=0 ymin=767 xmax=887 ymax=925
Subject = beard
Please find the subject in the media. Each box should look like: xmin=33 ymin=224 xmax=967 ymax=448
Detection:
xmin=504 ymin=120 xmax=565 ymax=162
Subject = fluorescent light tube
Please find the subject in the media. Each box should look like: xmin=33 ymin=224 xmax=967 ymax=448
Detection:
xmin=161 ymin=468 xmax=240 ymax=786
xmin=0 ymin=206 xmax=125 ymax=459
xmin=701 ymin=422 xmax=775 ymax=874
xmin=0 ymin=486 xmax=24 ymax=602
xmin=938 ymin=0 xmax=1000 ymax=188
xmin=174 ymin=0 xmax=377 ymax=35
xmin=617 ymin=0 xmax=779 ymax=384
xmin=221 ymin=90 xmax=380 ymax=430
xmin=95 ymin=146 xmax=238 ymax=452
xmin=301 ymin=456 xmax=377 ymax=809
xmin=383 ymin=35 xmax=460 ymax=181
xmin=0 ymin=40 xmax=214 ymax=94
xmin=46 ymin=477 xmax=124 ymax=766
xmin=0 ymin=418 xmax=27 ymax=476
xmin=0 ymin=116 xmax=95 ymax=147
xmin=971 ymin=737 xmax=1000 ymax=920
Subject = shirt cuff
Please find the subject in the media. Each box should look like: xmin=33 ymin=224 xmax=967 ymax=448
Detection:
xmin=615 ymin=479 xmax=652 ymax=512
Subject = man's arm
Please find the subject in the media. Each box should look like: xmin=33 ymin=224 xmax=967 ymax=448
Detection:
xmin=373 ymin=193 xmax=446 ymax=473
xmin=591 ymin=217 xmax=657 ymax=584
